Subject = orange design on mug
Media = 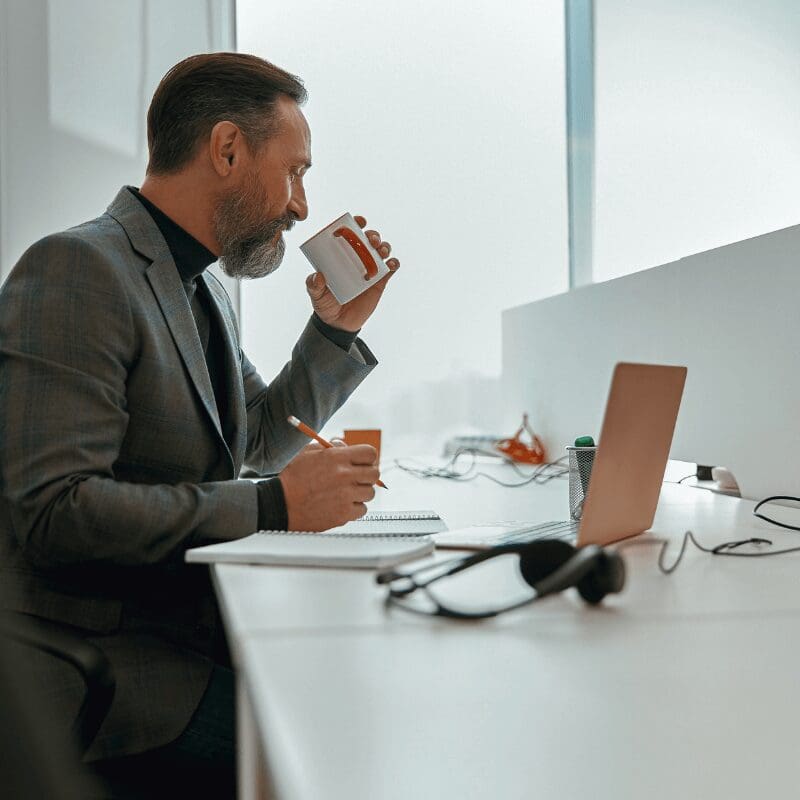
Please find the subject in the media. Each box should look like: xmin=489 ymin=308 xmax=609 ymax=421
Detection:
xmin=333 ymin=227 xmax=379 ymax=280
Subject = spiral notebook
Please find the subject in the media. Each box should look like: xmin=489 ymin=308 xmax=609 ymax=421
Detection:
xmin=185 ymin=530 xmax=433 ymax=568
xmin=326 ymin=510 xmax=447 ymax=537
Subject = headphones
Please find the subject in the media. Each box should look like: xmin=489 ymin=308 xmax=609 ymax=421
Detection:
xmin=377 ymin=539 xmax=625 ymax=619
xmin=518 ymin=539 xmax=625 ymax=605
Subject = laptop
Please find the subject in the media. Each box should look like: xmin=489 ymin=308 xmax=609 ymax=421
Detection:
xmin=434 ymin=362 xmax=687 ymax=550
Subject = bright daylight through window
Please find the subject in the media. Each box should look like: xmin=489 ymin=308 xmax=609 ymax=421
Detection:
xmin=236 ymin=0 xmax=569 ymax=451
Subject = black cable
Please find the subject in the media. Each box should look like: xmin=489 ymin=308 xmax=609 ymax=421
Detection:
xmin=752 ymin=495 xmax=800 ymax=531
xmin=657 ymin=531 xmax=777 ymax=574
xmin=655 ymin=495 xmax=800 ymax=573
xmin=395 ymin=452 xmax=566 ymax=487
xmin=394 ymin=449 xmax=569 ymax=488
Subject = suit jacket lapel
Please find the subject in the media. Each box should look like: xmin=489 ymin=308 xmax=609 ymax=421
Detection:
xmin=145 ymin=257 xmax=225 ymax=442
xmin=200 ymin=273 xmax=247 ymax=472
xmin=106 ymin=188 xmax=226 ymax=445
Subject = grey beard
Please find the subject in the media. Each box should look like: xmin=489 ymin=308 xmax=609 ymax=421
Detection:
xmin=218 ymin=222 xmax=286 ymax=280
xmin=213 ymin=175 xmax=292 ymax=279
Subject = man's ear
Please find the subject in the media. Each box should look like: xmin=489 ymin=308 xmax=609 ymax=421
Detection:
xmin=209 ymin=120 xmax=243 ymax=177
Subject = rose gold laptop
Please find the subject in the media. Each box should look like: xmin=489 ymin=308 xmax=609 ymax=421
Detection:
xmin=434 ymin=363 xmax=687 ymax=549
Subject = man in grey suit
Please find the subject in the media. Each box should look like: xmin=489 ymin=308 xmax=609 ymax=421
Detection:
xmin=0 ymin=53 xmax=398 ymax=796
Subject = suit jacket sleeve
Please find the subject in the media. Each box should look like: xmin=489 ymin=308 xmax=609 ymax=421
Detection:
xmin=0 ymin=235 xmax=371 ymax=569
xmin=240 ymin=317 xmax=377 ymax=476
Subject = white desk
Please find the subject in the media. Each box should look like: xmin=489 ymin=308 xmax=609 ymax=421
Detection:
xmin=209 ymin=460 xmax=800 ymax=800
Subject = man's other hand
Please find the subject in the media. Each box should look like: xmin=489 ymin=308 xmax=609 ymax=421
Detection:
xmin=305 ymin=215 xmax=400 ymax=333
xmin=278 ymin=443 xmax=380 ymax=531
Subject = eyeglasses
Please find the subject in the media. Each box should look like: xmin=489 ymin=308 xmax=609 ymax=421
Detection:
xmin=376 ymin=543 xmax=549 ymax=620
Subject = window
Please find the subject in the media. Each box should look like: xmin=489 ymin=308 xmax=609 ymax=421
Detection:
xmin=237 ymin=0 xmax=569 ymax=447
xmin=593 ymin=0 xmax=800 ymax=282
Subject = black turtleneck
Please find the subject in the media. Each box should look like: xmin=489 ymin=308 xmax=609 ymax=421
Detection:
xmin=128 ymin=187 xmax=300 ymax=531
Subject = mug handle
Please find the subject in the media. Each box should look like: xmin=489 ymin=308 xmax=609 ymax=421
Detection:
xmin=333 ymin=227 xmax=379 ymax=280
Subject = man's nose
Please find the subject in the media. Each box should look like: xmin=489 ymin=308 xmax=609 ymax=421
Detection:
xmin=289 ymin=185 xmax=308 ymax=222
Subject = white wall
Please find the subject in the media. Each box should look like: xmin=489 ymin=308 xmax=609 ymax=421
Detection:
xmin=237 ymin=0 xmax=569 ymax=450
xmin=0 ymin=0 xmax=235 ymax=293
xmin=593 ymin=0 xmax=800 ymax=282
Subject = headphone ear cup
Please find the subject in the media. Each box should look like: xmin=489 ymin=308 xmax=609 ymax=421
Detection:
xmin=576 ymin=550 xmax=626 ymax=605
xmin=518 ymin=539 xmax=577 ymax=587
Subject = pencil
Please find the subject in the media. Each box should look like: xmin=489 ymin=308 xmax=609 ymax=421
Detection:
xmin=287 ymin=415 xmax=388 ymax=489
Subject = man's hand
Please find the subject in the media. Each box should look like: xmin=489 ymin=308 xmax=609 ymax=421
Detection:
xmin=306 ymin=215 xmax=400 ymax=333
xmin=278 ymin=443 xmax=380 ymax=531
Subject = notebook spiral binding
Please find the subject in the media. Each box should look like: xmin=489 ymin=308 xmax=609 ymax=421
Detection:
xmin=258 ymin=530 xmax=431 ymax=539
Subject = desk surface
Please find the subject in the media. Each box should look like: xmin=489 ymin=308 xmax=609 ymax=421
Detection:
xmin=211 ymin=459 xmax=800 ymax=800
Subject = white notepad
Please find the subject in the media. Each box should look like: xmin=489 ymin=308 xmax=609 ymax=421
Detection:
xmin=185 ymin=531 xmax=434 ymax=569
xmin=326 ymin=510 xmax=447 ymax=537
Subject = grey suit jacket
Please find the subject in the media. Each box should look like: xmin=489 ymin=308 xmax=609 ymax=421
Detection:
xmin=0 ymin=188 xmax=376 ymax=759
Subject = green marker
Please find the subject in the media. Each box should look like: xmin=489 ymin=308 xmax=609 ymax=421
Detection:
xmin=573 ymin=436 xmax=596 ymax=499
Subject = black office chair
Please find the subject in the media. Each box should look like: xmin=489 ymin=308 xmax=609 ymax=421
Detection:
xmin=0 ymin=611 xmax=116 ymax=753
xmin=0 ymin=611 xmax=116 ymax=799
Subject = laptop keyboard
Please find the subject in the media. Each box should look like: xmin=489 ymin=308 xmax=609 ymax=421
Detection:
xmin=495 ymin=519 xmax=579 ymax=545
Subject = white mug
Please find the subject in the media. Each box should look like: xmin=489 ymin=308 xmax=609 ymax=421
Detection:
xmin=299 ymin=212 xmax=391 ymax=304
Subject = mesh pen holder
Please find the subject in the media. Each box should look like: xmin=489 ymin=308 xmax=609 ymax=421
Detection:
xmin=567 ymin=446 xmax=597 ymax=521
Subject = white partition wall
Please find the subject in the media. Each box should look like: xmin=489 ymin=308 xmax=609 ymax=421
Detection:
xmin=502 ymin=224 xmax=800 ymax=500
xmin=0 ymin=0 xmax=236 ymax=298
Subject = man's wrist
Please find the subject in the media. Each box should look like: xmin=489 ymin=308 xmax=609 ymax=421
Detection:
xmin=311 ymin=312 xmax=360 ymax=351
xmin=256 ymin=477 xmax=288 ymax=531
